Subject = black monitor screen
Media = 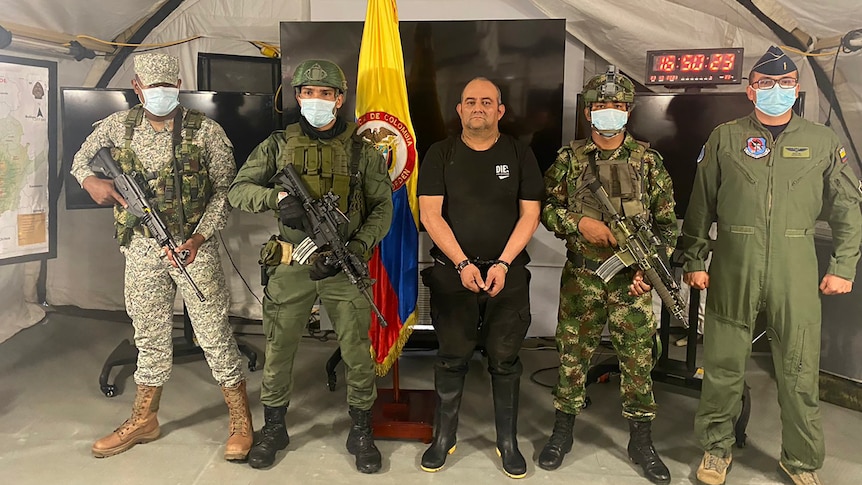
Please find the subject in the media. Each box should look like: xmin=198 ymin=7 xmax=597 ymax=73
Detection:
xmin=197 ymin=53 xmax=281 ymax=93
xmin=575 ymin=92 xmax=804 ymax=218
xmin=61 ymin=88 xmax=279 ymax=210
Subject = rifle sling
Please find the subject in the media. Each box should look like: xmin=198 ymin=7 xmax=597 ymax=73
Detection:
xmin=171 ymin=108 xmax=187 ymax=242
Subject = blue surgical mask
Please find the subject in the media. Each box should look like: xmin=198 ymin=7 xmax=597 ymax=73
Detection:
xmin=590 ymin=108 xmax=628 ymax=134
xmin=141 ymin=86 xmax=180 ymax=117
xmin=300 ymin=98 xmax=337 ymax=128
xmin=755 ymin=84 xmax=797 ymax=117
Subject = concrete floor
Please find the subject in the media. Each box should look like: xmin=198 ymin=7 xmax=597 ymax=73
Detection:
xmin=1 ymin=311 xmax=861 ymax=485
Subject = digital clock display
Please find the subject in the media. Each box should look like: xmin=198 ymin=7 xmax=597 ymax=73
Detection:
xmin=645 ymin=48 xmax=744 ymax=86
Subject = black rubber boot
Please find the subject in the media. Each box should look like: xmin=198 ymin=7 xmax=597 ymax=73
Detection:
xmin=627 ymin=420 xmax=671 ymax=484
xmin=537 ymin=409 xmax=576 ymax=470
xmin=248 ymin=405 xmax=289 ymax=469
xmin=421 ymin=361 xmax=467 ymax=472
xmin=492 ymin=373 xmax=527 ymax=479
xmin=346 ymin=406 xmax=382 ymax=474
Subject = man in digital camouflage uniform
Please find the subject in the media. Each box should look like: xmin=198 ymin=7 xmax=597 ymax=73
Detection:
xmin=71 ymin=52 xmax=252 ymax=461
xmin=539 ymin=66 xmax=677 ymax=484
xmin=228 ymin=59 xmax=393 ymax=473
xmin=684 ymin=46 xmax=862 ymax=485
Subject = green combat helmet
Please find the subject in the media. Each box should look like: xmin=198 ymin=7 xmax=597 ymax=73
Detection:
xmin=582 ymin=65 xmax=635 ymax=104
xmin=290 ymin=59 xmax=348 ymax=92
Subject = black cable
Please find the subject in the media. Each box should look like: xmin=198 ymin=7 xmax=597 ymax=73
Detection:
xmin=530 ymin=365 xmax=559 ymax=389
xmin=217 ymin=230 xmax=262 ymax=305
xmin=823 ymin=46 xmax=841 ymax=127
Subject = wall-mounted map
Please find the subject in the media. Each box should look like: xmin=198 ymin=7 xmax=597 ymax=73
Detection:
xmin=0 ymin=55 xmax=57 ymax=265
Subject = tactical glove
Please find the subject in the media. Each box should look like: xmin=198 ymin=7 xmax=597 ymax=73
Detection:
xmin=277 ymin=194 xmax=306 ymax=230
xmin=309 ymin=252 xmax=341 ymax=281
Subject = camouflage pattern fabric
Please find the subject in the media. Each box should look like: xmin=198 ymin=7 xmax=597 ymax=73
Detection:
xmin=71 ymin=107 xmax=235 ymax=241
xmin=133 ymin=53 xmax=179 ymax=86
xmin=70 ymin=106 xmax=241 ymax=388
xmin=581 ymin=69 xmax=636 ymax=104
xmin=542 ymin=133 xmax=678 ymax=263
xmin=122 ymin=237 xmax=243 ymax=387
xmin=541 ymin=133 xmax=678 ymax=422
xmin=553 ymin=261 xmax=657 ymax=420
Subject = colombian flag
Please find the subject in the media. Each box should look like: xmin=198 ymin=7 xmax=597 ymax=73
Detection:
xmin=355 ymin=0 xmax=419 ymax=376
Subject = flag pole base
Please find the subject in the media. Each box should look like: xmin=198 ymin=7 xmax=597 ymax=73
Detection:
xmin=371 ymin=387 xmax=435 ymax=443
xmin=372 ymin=360 xmax=435 ymax=443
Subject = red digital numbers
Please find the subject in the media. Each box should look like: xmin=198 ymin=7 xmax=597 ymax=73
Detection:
xmin=654 ymin=55 xmax=676 ymax=72
xmin=680 ymin=54 xmax=706 ymax=71
xmin=708 ymin=53 xmax=736 ymax=71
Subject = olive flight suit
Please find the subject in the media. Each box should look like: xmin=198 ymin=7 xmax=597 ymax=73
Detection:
xmin=682 ymin=112 xmax=862 ymax=472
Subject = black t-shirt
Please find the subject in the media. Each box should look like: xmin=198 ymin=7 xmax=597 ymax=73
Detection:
xmin=417 ymin=134 xmax=544 ymax=264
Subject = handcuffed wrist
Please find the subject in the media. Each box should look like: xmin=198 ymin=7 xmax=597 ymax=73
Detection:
xmin=455 ymin=259 xmax=472 ymax=274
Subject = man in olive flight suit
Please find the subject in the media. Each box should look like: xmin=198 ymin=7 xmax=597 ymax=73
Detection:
xmin=228 ymin=59 xmax=393 ymax=474
xmin=540 ymin=67 xmax=677 ymax=484
xmin=683 ymin=46 xmax=862 ymax=485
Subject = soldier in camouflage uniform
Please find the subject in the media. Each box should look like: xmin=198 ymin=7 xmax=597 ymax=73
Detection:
xmin=71 ymin=53 xmax=252 ymax=462
xmin=538 ymin=67 xmax=677 ymax=484
xmin=228 ymin=59 xmax=393 ymax=474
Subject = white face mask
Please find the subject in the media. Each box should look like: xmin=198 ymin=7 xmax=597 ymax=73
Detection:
xmin=590 ymin=108 xmax=628 ymax=134
xmin=141 ymin=86 xmax=180 ymax=117
xmin=300 ymin=98 xmax=337 ymax=128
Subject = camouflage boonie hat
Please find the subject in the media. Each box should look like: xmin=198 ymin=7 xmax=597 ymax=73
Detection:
xmin=291 ymin=59 xmax=348 ymax=92
xmin=583 ymin=65 xmax=635 ymax=104
xmin=133 ymin=53 xmax=179 ymax=86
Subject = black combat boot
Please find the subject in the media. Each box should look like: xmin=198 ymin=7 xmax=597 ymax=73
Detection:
xmin=537 ymin=409 xmax=576 ymax=470
xmin=492 ymin=373 xmax=527 ymax=479
xmin=627 ymin=420 xmax=671 ymax=484
xmin=248 ymin=405 xmax=289 ymax=469
xmin=346 ymin=406 xmax=382 ymax=474
xmin=421 ymin=361 xmax=467 ymax=472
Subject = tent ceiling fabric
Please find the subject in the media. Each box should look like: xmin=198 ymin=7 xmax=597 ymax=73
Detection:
xmin=0 ymin=0 xmax=167 ymax=43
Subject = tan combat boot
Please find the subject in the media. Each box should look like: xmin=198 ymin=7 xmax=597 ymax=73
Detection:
xmin=780 ymin=462 xmax=823 ymax=485
xmin=696 ymin=451 xmax=732 ymax=485
xmin=222 ymin=380 xmax=253 ymax=461
xmin=92 ymin=384 xmax=162 ymax=458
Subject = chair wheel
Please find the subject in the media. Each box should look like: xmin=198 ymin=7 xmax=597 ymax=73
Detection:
xmin=327 ymin=377 xmax=336 ymax=392
xmin=248 ymin=362 xmax=256 ymax=372
xmin=102 ymin=385 xmax=116 ymax=398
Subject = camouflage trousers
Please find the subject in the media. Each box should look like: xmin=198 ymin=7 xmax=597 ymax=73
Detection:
xmin=553 ymin=258 xmax=657 ymax=421
xmin=122 ymin=236 xmax=244 ymax=388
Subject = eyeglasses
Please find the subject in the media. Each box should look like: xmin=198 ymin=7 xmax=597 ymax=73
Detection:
xmin=750 ymin=77 xmax=798 ymax=90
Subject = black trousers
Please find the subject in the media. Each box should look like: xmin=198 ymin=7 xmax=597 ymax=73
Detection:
xmin=422 ymin=262 xmax=532 ymax=376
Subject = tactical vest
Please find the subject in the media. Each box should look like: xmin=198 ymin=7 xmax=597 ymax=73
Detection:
xmin=112 ymin=106 xmax=212 ymax=246
xmin=278 ymin=123 xmax=363 ymax=218
xmin=569 ymin=139 xmax=649 ymax=222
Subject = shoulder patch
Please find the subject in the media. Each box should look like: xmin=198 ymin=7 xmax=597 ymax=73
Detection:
xmin=839 ymin=146 xmax=848 ymax=164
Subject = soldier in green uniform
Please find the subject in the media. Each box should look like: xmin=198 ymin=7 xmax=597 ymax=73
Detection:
xmin=540 ymin=66 xmax=677 ymax=484
xmin=684 ymin=46 xmax=862 ymax=485
xmin=228 ymin=59 xmax=393 ymax=473
xmin=70 ymin=53 xmax=252 ymax=461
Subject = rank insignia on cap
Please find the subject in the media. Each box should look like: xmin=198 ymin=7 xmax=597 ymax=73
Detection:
xmin=839 ymin=147 xmax=848 ymax=164
xmin=751 ymin=46 xmax=798 ymax=76
xmin=744 ymin=137 xmax=769 ymax=159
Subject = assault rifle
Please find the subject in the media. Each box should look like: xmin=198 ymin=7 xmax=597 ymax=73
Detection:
xmin=90 ymin=147 xmax=206 ymax=302
xmin=587 ymin=178 xmax=687 ymax=324
xmin=271 ymin=164 xmax=388 ymax=327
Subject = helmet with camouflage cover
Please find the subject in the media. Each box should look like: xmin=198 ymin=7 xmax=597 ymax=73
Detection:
xmin=582 ymin=65 xmax=635 ymax=104
xmin=291 ymin=59 xmax=348 ymax=92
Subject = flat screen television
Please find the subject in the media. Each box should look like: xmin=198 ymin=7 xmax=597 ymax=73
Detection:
xmin=575 ymin=92 xmax=805 ymax=218
xmin=61 ymin=88 xmax=280 ymax=210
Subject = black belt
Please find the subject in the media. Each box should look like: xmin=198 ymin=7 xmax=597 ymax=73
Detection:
xmin=567 ymin=251 xmax=602 ymax=272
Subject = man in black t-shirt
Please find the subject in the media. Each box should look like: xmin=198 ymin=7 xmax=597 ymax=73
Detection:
xmin=417 ymin=77 xmax=544 ymax=479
